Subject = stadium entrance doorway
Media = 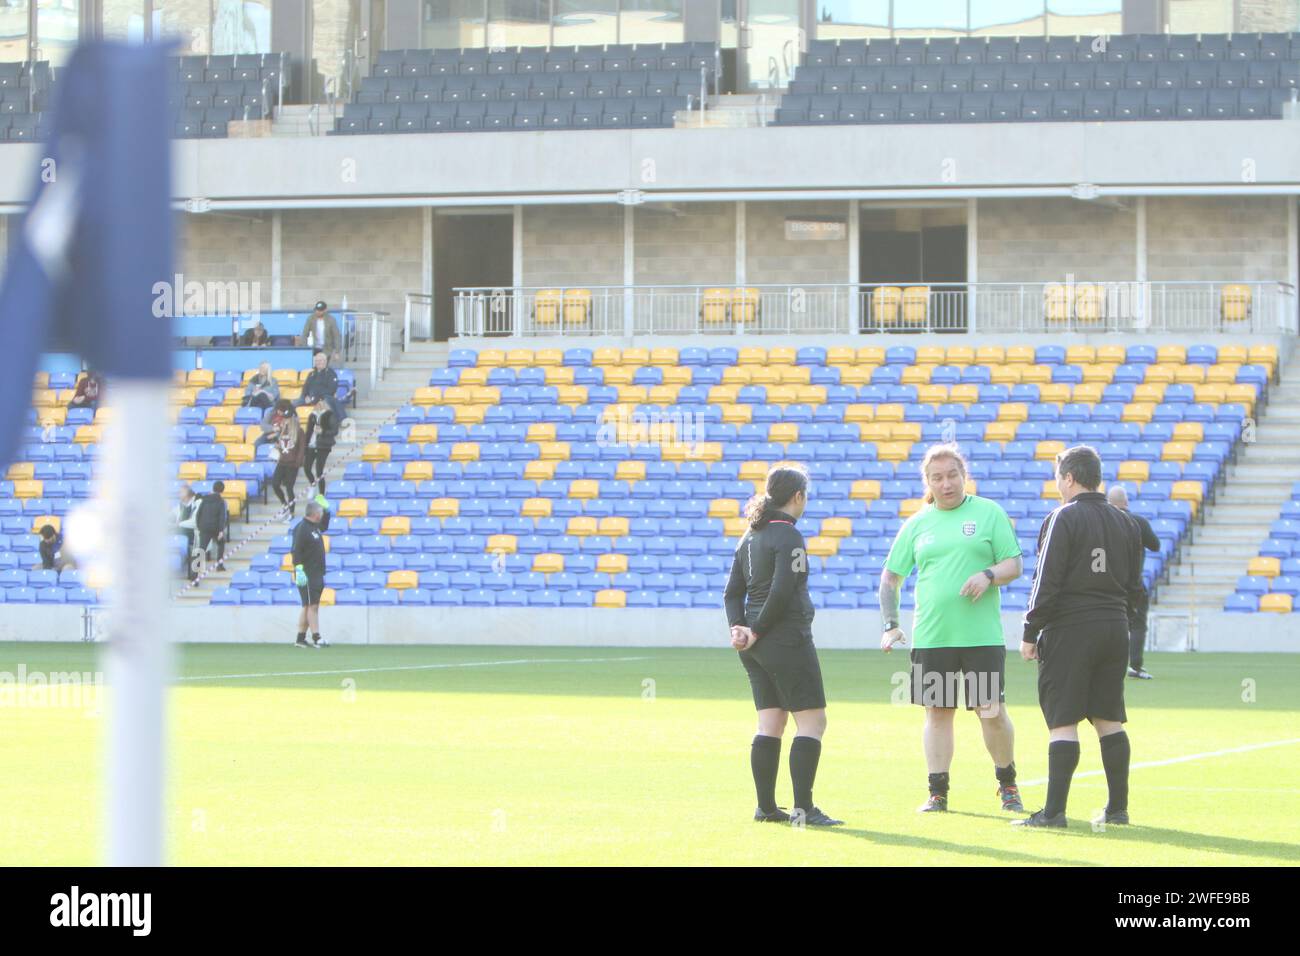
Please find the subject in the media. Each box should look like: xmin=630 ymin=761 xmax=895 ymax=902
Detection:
xmin=859 ymin=204 xmax=968 ymax=333
xmin=433 ymin=211 xmax=513 ymax=341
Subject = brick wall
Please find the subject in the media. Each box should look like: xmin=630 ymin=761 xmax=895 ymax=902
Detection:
xmin=745 ymin=200 xmax=851 ymax=286
xmin=1236 ymin=0 xmax=1298 ymax=31
xmin=520 ymin=204 xmax=624 ymax=288
xmin=1146 ymin=197 xmax=1290 ymax=282
xmin=633 ymin=202 xmax=735 ymax=287
xmin=976 ymin=197 xmax=1137 ymax=283
xmin=176 ymin=212 xmax=273 ymax=310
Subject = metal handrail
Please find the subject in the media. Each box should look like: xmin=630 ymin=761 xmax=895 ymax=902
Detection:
xmin=343 ymin=310 xmax=394 ymax=392
xmin=403 ymin=292 xmax=434 ymax=348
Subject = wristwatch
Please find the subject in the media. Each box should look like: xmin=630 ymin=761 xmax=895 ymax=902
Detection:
xmin=981 ymin=568 xmax=995 ymax=582
xmin=882 ymin=619 xmax=899 ymax=632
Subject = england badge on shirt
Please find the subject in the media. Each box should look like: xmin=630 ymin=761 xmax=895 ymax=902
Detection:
xmin=962 ymin=522 xmax=976 ymax=536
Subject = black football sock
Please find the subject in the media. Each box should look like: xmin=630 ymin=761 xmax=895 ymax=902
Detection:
xmin=750 ymin=735 xmax=781 ymax=813
xmin=312 ymin=632 xmax=322 ymax=643
xmin=789 ymin=736 xmax=822 ymax=812
xmin=928 ymin=771 xmax=950 ymax=797
xmin=995 ymin=763 xmax=1017 ymax=786
xmin=1099 ymin=731 xmax=1131 ymax=815
xmin=1044 ymin=740 xmax=1080 ymax=817
xmin=296 ymin=631 xmax=305 ymax=641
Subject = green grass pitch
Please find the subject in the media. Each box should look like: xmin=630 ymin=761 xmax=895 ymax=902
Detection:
xmin=1 ymin=642 xmax=1297 ymax=866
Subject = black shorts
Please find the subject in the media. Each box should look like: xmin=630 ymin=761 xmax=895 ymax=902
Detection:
xmin=298 ymin=578 xmax=324 ymax=607
xmin=909 ymin=645 xmax=1006 ymax=710
xmin=740 ymin=636 xmax=827 ymax=712
xmin=1036 ymin=619 xmax=1128 ymax=728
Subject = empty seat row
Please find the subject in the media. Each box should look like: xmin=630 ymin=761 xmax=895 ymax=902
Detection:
xmin=336 ymin=98 xmax=684 ymax=133
xmin=372 ymin=43 xmax=715 ymax=78
xmin=802 ymin=33 xmax=1300 ymax=69
xmin=357 ymin=72 xmax=699 ymax=103
xmin=173 ymin=54 xmax=284 ymax=87
xmin=776 ymin=89 xmax=1289 ymax=124
xmin=789 ymin=60 xmax=1300 ymax=95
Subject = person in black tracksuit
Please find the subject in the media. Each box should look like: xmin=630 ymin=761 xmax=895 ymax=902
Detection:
xmin=290 ymin=498 xmax=332 ymax=649
xmin=1107 ymin=485 xmax=1162 ymax=679
xmin=302 ymin=398 xmax=340 ymax=496
xmin=194 ymin=481 xmax=230 ymax=573
xmin=1015 ymin=446 xmax=1146 ymax=829
xmin=724 ymin=464 xmax=842 ymax=828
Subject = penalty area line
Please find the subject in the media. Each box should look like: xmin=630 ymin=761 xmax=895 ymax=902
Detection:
xmin=175 ymin=655 xmax=655 ymax=682
xmin=1021 ymin=738 xmax=1300 ymax=787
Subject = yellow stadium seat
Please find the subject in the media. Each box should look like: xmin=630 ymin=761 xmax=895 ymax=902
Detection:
xmin=531 ymin=348 xmax=562 ymax=368
xmin=473 ymin=350 xmax=504 ymax=368
xmin=536 ymin=442 xmax=569 ymax=462
xmin=915 ymin=346 xmax=945 ymax=366
xmin=380 ymin=516 xmax=410 ymax=537
xmin=707 ymin=385 xmax=740 ymax=406
xmin=32 ymin=516 xmax=59 ymax=535
xmin=1080 ymin=364 xmax=1116 ymax=385
xmin=403 ymin=424 xmax=436 ymax=446
xmin=901 ymin=286 xmax=929 ymax=326
xmin=597 ymin=517 xmax=629 ymax=539
xmin=1038 ymin=384 xmax=1071 ymax=405
xmin=856 ymin=347 xmax=885 ymax=365
xmin=520 ymin=498 xmax=551 ymax=518
xmin=1225 ymin=384 xmax=1258 ymax=410
xmin=569 ymin=479 xmax=599 ymax=500
xmin=843 ymin=404 xmax=874 ymax=423
xmin=1133 ymin=383 xmax=1166 ymax=405
xmin=732 ymin=287 xmax=760 ymax=324
xmin=533 ymin=289 xmax=562 ymax=326
xmin=533 ymin=553 xmax=564 ymax=574
xmin=524 ymin=460 xmax=556 ymax=481
xmin=1041 ymin=480 xmax=1061 ymax=501
xmin=983 ymin=421 xmax=1017 ymax=443
xmin=1171 ymin=481 xmax=1204 ymax=509
xmin=1036 ymin=440 xmax=1066 ymax=461
xmin=485 ymin=533 xmax=517 ymax=555
xmin=821 ymin=517 xmax=852 ymax=538
xmin=594 ymin=589 xmax=627 ymax=609
xmin=1248 ymin=556 xmax=1281 ymax=578
xmin=710 ymin=498 xmax=740 ymax=518
xmin=875 ymin=403 xmax=905 ymax=423
xmin=738 ymin=461 xmax=769 ymax=481
xmin=1019 ymin=365 xmax=1051 ymax=385
xmin=544 ymin=367 xmax=575 ymax=387
xmin=899 ymin=499 xmax=926 ymax=520
xmin=412 ymin=387 xmax=442 ymax=406
xmin=1122 ymin=403 xmax=1155 ymax=424
xmin=601 ymin=367 xmax=633 ymax=387
xmin=1073 ymin=283 xmax=1105 ymax=323
xmin=1205 ymin=364 xmax=1239 ymax=385
xmin=647 ymin=385 xmax=679 ymax=405
xmin=221 ymin=480 xmax=248 ymax=502
xmin=661 ymin=366 xmax=692 ymax=386
xmin=1221 ymin=284 xmax=1251 ymax=322
xmin=521 ymin=423 xmax=555 ymax=445
xmin=1117 ymin=461 xmax=1149 ymax=483
xmin=73 ymin=425 xmax=102 ymax=444
xmin=720 ymin=403 xmax=753 ymax=424
xmin=1071 ymin=384 xmax=1103 ymax=404
xmin=36 ymin=407 xmax=66 ymax=427
xmin=205 ymin=407 xmax=236 ymax=427
xmin=596 ymin=553 xmax=628 ymax=575
xmin=1171 ymin=423 xmax=1204 ymax=444
xmin=989 ymin=366 xmax=1022 ymax=385
xmin=872 ymin=286 xmax=902 ymax=326
xmin=851 ymin=480 xmax=881 ymax=500
xmin=616 ymin=385 xmax=648 ymax=405
xmin=769 ymin=423 xmax=799 ymax=444
xmin=1143 ymin=364 xmax=1176 ymax=385
xmin=700 ymin=288 xmax=732 ymax=324
xmin=859 ymin=422 xmax=892 ymax=443
xmin=590 ymin=347 xmax=619 ymax=367
xmin=826 ymin=346 xmax=856 ymax=366
xmin=901 ymin=365 xmax=931 ymax=385
xmin=386 ymin=570 xmax=418 ymax=591
xmin=876 ymin=442 xmax=911 ymax=462
xmin=686 ymin=442 xmax=722 ymax=463
xmin=224 ymin=443 xmax=254 ymax=463
xmin=946 ymin=346 xmax=975 ymax=366
xmin=567 ymin=516 xmax=598 ymax=537
xmin=949 ymin=385 xmax=979 ymax=404
xmin=720 ymin=367 xmax=752 ymax=386
xmin=837 ymin=366 xmax=873 ymax=386
xmin=1005 ymin=346 xmax=1035 ymax=365
xmin=178 ymin=461 xmax=206 ymax=482
xmin=737 ymin=347 xmax=766 ymax=367
xmin=213 ymin=425 xmax=243 ymax=446
xmin=1044 ymin=284 xmax=1071 ymax=322
xmin=222 ymin=497 xmax=243 ymax=521
xmin=271 ymin=369 xmax=298 ymax=387
xmin=611 ymin=461 xmax=643 ymax=483
xmin=1248 ymin=345 xmax=1277 ymax=378
xmin=805 ymin=536 xmax=838 ymax=557
xmin=1193 ymin=383 xmax=1228 ymax=405
xmin=1217 ymin=345 xmax=1248 ymax=366
xmin=558 ymin=289 xmax=591 ymax=327
xmin=55 ymin=388 xmax=78 ymax=405
xmin=724 ymin=517 xmax=750 ymax=537
xmin=778 ymin=366 xmax=812 ymax=386
xmin=891 ymin=422 xmax=922 ymax=443
xmin=428 ymin=498 xmax=459 ymax=517
xmin=1066 ymin=346 xmax=1096 ymax=366
xmin=997 ymin=403 xmax=1029 ymax=423
xmin=1174 ymin=365 xmax=1206 ymax=385
xmin=793 ymin=385 xmax=825 ymax=405
xmin=1162 ymin=441 xmax=1195 ymax=463
xmin=766 ymin=385 xmax=797 ymax=406
xmin=337 ymin=498 xmax=368 ymax=518
xmin=1260 ymin=593 xmax=1293 ymax=613
xmin=768 ymin=347 xmax=796 ymax=366
xmin=916 ymin=385 xmax=948 ymax=405
xmin=975 ymin=346 xmax=1005 ymax=366
xmin=361 ymin=443 xmax=391 ymax=462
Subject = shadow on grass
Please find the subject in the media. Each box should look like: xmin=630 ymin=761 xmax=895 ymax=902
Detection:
xmin=823 ymin=825 xmax=1096 ymax=866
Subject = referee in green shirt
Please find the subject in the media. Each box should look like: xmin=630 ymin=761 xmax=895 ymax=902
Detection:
xmin=879 ymin=444 xmax=1026 ymax=813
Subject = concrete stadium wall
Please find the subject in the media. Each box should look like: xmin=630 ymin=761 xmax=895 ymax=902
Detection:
xmin=633 ymin=202 xmax=736 ymax=287
xmin=0 ymin=607 xmax=1294 ymax=653
xmin=976 ymin=198 xmax=1138 ymax=283
xmin=1146 ymin=196 xmax=1291 ymax=281
xmin=745 ymin=200 xmax=851 ymax=286
xmin=520 ymin=204 xmax=624 ymax=288
xmin=178 ymin=213 xmax=275 ymax=311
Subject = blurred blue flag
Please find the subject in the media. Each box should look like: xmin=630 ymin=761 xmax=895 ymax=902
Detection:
xmin=0 ymin=42 xmax=174 ymax=470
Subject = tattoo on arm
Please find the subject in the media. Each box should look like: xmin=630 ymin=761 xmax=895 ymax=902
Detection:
xmin=879 ymin=575 xmax=900 ymax=625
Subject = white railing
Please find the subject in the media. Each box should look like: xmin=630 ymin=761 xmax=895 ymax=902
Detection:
xmin=403 ymin=292 xmax=434 ymax=347
xmin=345 ymin=311 xmax=394 ymax=391
xmin=453 ymin=281 xmax=1296 ymax=338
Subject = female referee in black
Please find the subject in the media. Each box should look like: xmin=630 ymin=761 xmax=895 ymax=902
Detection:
xmin=724 ymin=464 xmax=843 ymax=827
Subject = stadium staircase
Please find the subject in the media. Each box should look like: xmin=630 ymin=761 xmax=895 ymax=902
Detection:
xmin=1159 ymin=349 xmax=1300 ymax=614
xmin=174 ymin=341 xmax=449 ymax=605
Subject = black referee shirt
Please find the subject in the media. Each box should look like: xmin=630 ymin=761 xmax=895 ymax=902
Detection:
xmin=724 ymin=511 xmax=816 ymax=644
xmin=291 ymin=510 xmax=332 ymax=581
xmin=1023 ymin=491 xmax=1146 ymax=644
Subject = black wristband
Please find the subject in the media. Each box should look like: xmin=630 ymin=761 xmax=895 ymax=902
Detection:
xmin=882 ymin=619 xmax=899 ymax=632
xmin=982 ymin=568 xmax=995 ymax=582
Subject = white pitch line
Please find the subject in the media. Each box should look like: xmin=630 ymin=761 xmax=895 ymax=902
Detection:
xmin=175 ymin=655 xmax=654 ymax=683
xmin=1020 ymin=738 xmax=1300 ymax=787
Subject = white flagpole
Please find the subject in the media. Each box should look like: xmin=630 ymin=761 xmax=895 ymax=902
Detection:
xmin=101 ymin=378 xmax=172 ymax=866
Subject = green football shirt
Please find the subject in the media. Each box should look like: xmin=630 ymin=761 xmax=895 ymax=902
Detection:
xmin=883 ymin=495 xmax=1022 ymax=649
